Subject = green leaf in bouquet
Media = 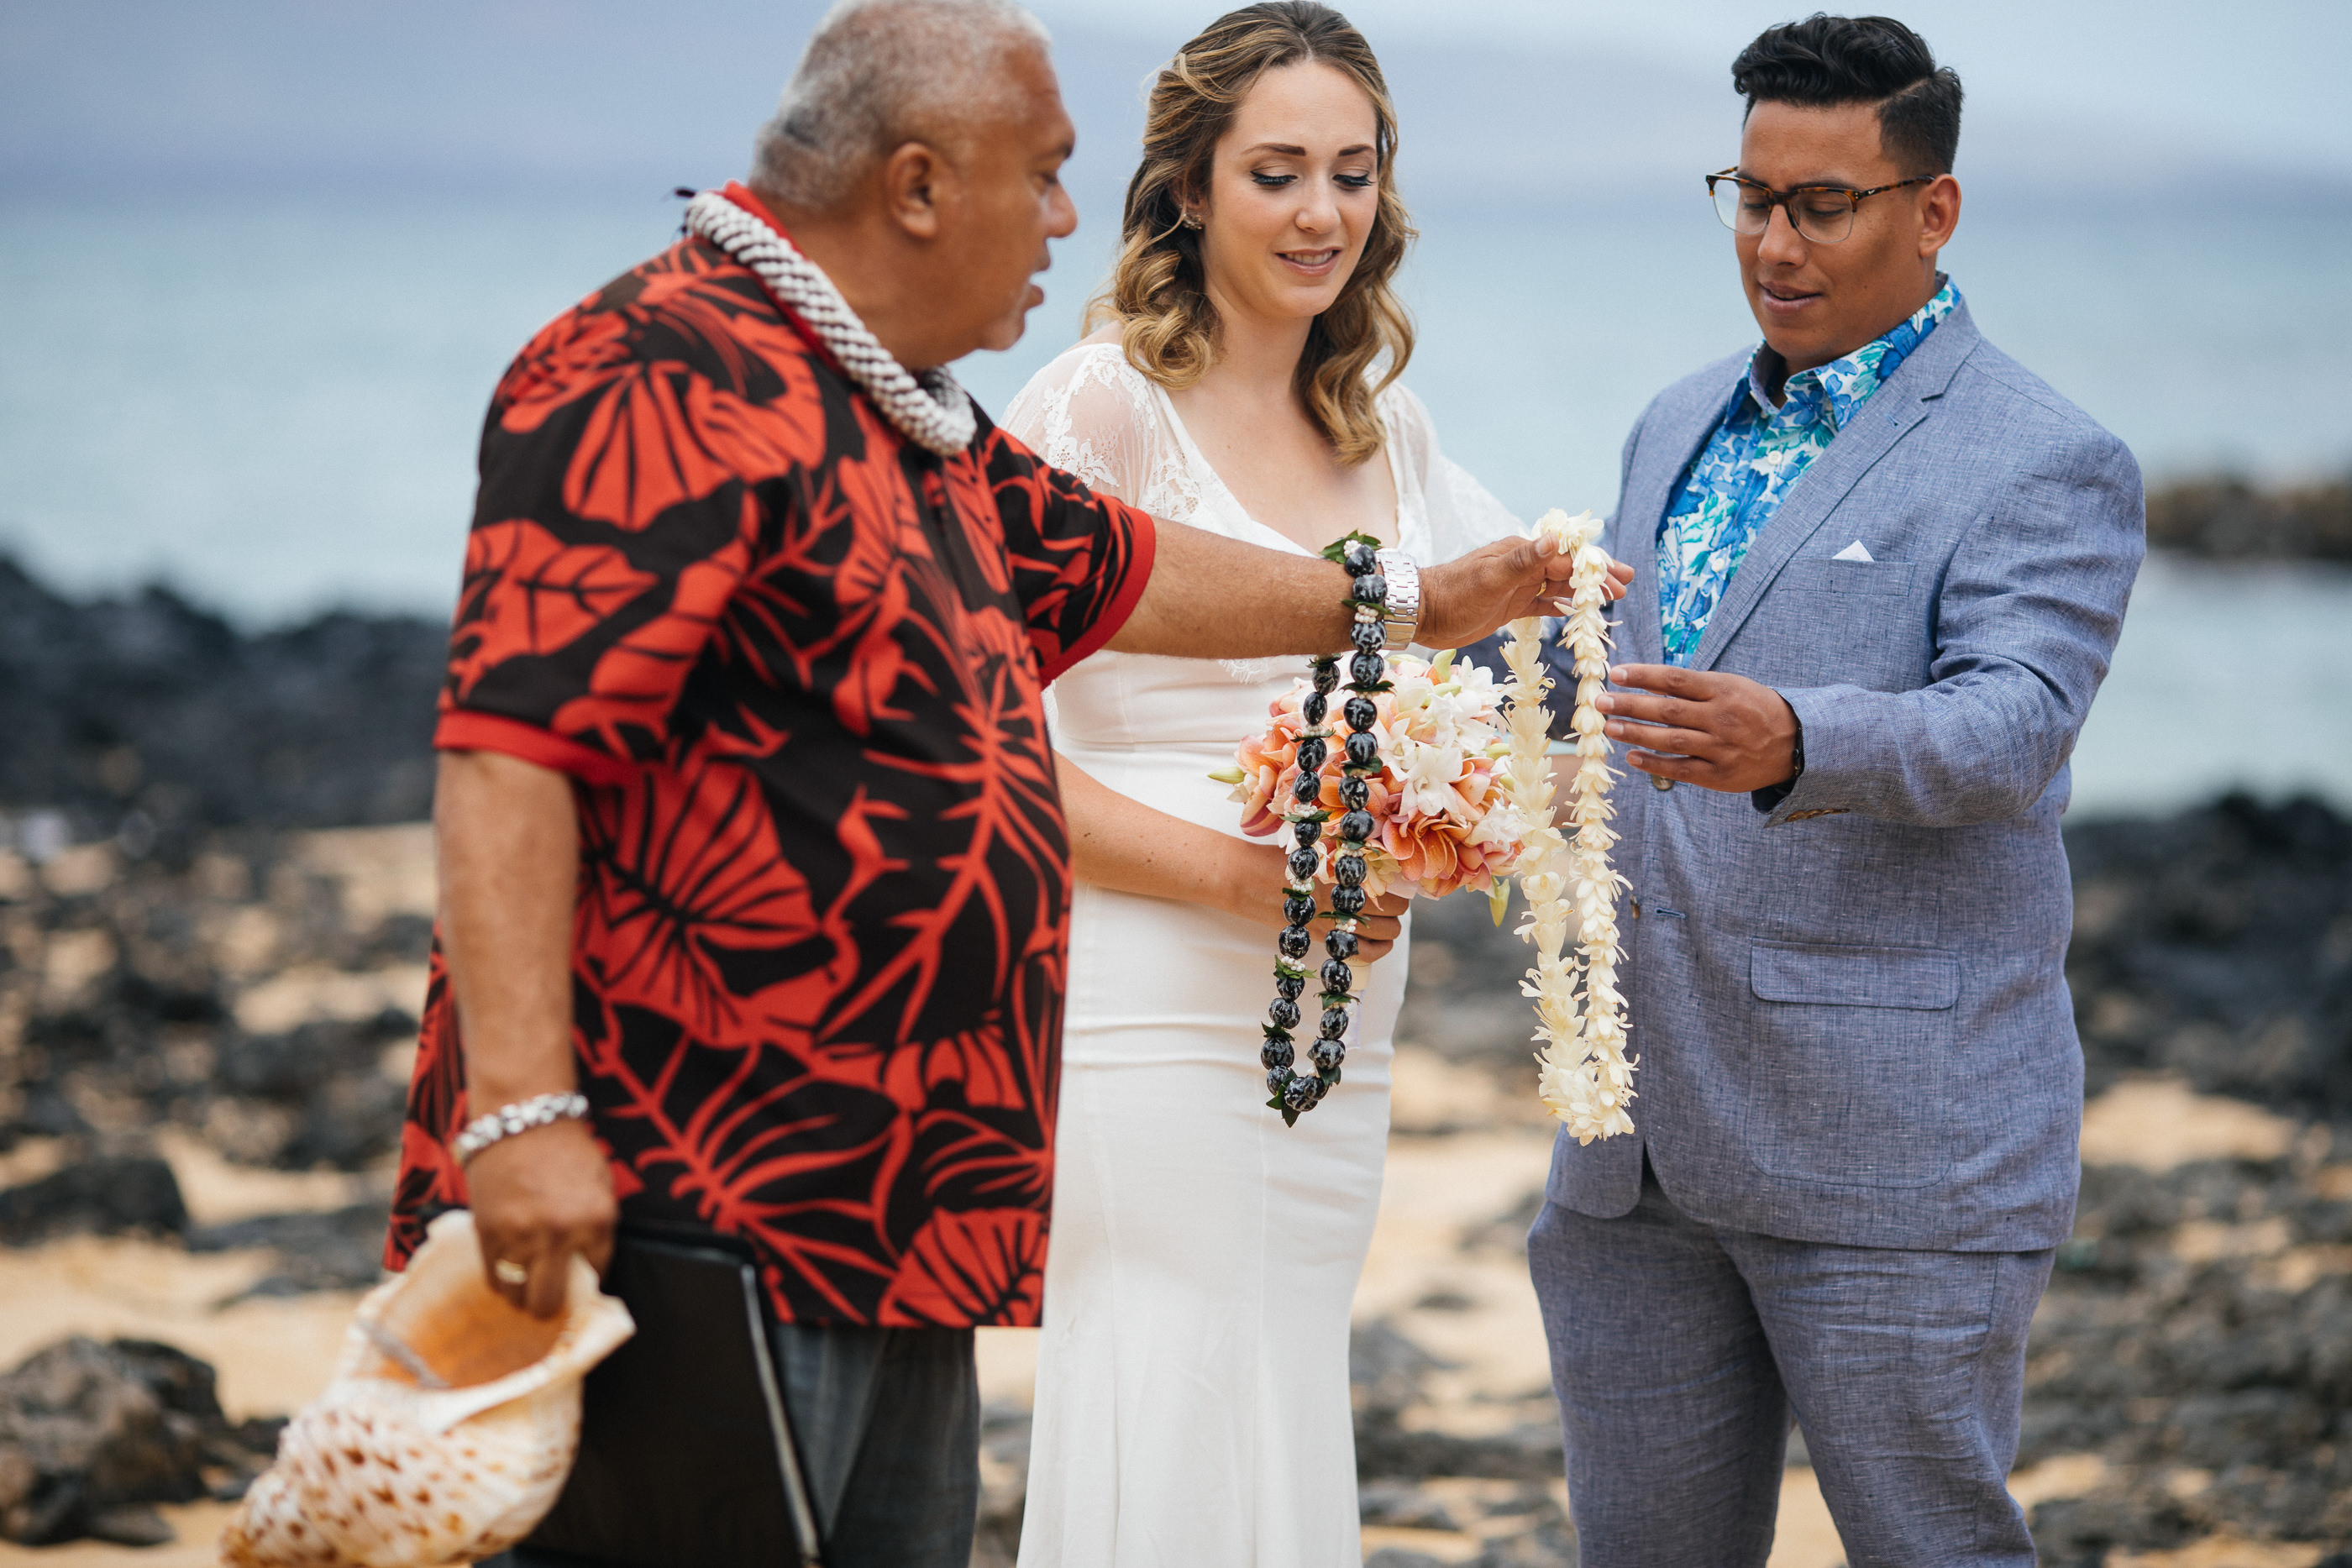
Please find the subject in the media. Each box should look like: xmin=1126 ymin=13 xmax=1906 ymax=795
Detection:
xmin=1207 ymin=765 xmax=1247 ymax=784
xmin=1490 ymin=881 xmax=1513 ymax=926
xmin=1318 ymin=530 xmax=1387 ymax=566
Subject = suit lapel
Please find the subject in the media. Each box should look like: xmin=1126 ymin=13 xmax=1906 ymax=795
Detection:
xmin=1688 ymin=305 xmax=1982 ymax=673
xmin=1615 ymin=385 xmax=1730 ymax=668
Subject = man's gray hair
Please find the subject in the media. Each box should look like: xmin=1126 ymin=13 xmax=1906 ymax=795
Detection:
xmin=752 ymin=0 xmax=1052 ymax=211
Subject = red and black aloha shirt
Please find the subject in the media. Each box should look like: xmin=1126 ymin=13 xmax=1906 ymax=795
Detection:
xmin=386 ymin=185 xmax=1155 ymax=1329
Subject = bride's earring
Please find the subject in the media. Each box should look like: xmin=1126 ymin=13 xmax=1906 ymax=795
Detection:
xmin=1180 ymin=210 xmax=1203 ymax=230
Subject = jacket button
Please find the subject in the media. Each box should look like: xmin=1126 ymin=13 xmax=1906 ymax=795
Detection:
xmin=1651 ymin=774 xmax=1674 ymax=791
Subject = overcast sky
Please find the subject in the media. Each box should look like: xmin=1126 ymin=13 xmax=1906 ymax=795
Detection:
xmin=3 ymin=0 xmax=2346 ymax=197
xmin=1035 ymin=0 xmax=2352 ymax=175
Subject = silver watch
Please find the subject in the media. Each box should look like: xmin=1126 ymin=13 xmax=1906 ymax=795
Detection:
xmin=1373 ymin=549 xmax=1421 ymax=650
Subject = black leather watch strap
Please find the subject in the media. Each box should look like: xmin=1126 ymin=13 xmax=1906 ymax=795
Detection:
xmin=1750 ymin=712 xmax=1805 ymax=814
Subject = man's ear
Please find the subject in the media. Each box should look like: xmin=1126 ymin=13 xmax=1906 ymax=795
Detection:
xmin=879 ymin=140 xmax=948 ymax=240
xmin=1918 ymin=173 xmax=1961 ymax=257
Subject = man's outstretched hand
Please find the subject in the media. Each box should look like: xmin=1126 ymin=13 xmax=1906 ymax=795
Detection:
xmin=1418 ymin=536 xmax=1634 ymax=648
xmin=1599 ymin=664 xmax=1798 ymax=794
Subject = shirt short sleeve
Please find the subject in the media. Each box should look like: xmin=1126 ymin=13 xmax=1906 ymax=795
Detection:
xmin=434 ymin=286 xmax=761 ymax=782
xmin=978 ymin=417 xmax=1157 ymax=684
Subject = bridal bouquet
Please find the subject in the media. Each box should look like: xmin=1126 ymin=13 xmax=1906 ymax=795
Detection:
xmin=1211 ymin=516 xmax=1636 ymax=1140
xmin=1221 ymin=648 xmax=1535 ymax=905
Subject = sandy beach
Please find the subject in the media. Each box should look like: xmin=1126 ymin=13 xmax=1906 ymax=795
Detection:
xmin=3 ymin=818 xmax=2348 ymax=1565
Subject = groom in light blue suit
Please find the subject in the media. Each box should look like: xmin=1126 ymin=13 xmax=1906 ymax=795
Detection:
xmin=1525 ymin=16 xmax=2143 ymax=1565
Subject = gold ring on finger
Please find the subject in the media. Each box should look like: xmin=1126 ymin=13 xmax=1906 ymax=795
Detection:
xmin=493 ymin=1258 xmax=528 ymax=1286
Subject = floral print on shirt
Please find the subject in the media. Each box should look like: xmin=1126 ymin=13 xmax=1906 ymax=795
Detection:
xmin=1655 ymin=279 xmax=1958 ymax=665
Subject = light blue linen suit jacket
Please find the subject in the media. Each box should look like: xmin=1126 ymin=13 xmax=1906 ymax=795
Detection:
xmin=1542 ymin=302 xmax=2145 ymax=1253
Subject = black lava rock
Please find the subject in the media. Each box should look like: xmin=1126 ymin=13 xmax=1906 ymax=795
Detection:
xmin=0 ymin=1158 xmax=187 ymax=1245
xmin=0 ymin=1336 xmax=280 ymax=1546
xmin=187 ymin=1202 xmax=393 ymax=1297
xmin=0 ymin=556 xmax=444 ymax=836
xmin=2065 ymin=791 xmax=2352 ymax=1116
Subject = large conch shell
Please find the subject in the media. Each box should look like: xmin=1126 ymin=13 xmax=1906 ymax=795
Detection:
xmin=221 ymin=1209 xmax=634 ymax=1567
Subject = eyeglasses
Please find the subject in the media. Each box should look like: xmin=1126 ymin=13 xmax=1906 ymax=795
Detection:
xmin=1705 ymin=168 xmax=1935 ymax=245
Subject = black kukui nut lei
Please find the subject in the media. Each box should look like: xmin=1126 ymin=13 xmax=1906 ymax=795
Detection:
xmin=1261 ymin=532 xmax=1394 ymax=1126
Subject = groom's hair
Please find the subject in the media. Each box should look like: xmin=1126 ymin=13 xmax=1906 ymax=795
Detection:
xmin=1730 ymin=14 xmax=1963 ymax=176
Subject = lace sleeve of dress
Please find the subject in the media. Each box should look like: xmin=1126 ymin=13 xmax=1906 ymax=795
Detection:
xmin=1382 ymin=381 xmax=1525 ymax=562
xmin=1000 ymin=343 xmax=1194 ymax=517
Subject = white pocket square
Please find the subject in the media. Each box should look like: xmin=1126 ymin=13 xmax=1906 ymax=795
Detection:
xmin=1832 ymin=540 xmax=1875 ymax=563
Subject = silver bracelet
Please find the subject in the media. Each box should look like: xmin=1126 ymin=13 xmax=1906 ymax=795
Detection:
xmin=1373 ymin=549 xmax=1421 ymax=649
xmin=452 ymin=1091 xmax=591 ymax=1164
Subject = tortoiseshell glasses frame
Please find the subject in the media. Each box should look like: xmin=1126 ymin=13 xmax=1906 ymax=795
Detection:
xmin=1705 ymin=167 xmax=1937 ymax=244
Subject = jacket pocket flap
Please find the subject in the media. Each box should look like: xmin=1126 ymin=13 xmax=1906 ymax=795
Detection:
xmin=1750 ymin=941 xmax=1959 ymax=1009
xmin=1779 ymin=559 xmax=1916 ymax=595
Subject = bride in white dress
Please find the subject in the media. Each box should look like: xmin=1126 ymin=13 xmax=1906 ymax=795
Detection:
xmin=1001 ymin=7 xmax=1527 ymax=1563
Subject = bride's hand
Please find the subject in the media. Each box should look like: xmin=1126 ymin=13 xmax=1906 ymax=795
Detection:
xmin=1224 ymin=842 xmax=1409 ymax=962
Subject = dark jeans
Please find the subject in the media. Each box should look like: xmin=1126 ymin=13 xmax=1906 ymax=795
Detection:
xmin=770 ymin=1322 xmax=979 ymax=1568
xmin=498 ymin=1323 xmax=978 ymax=1568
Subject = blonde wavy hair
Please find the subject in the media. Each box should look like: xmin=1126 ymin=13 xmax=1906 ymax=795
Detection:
xmin=1085 ymin=2 xmax=1415 ymax=467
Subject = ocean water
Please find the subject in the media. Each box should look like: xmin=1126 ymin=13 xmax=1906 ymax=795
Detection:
xmin=1 ymin=190 xmax=2345 ymax=816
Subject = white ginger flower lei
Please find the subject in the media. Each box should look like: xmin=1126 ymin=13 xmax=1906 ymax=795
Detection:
xmin=1499 ymin=509 xmax=1636 ymax=1143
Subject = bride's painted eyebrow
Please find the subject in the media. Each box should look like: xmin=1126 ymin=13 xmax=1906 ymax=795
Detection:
xmin=1242 ymin=142 xmax=1376 ymax=158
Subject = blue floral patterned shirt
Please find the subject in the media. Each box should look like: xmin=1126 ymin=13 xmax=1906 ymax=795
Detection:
xmin=1656 ymin=279 xmax=1959 ymax=665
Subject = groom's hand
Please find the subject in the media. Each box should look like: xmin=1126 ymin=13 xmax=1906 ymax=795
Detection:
xmin=1598 ymin=664 xmax=1798 ymax=793
xmin=1419 ymin=539 xmax=1633 ymax=648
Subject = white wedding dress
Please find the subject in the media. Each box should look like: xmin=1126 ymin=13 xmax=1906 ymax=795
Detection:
xmin=1003 ymin=340 xmax=1522 ymax=1567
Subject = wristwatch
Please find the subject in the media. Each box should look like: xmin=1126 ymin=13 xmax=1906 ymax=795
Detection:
xmin=1371 ymin=549 xmax=1420 ymax=649
xmin=1750 ymin=712 xmax=1805 ymax=813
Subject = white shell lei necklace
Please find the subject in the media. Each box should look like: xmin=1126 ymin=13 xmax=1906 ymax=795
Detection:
xmin=683 ymin=190 xmax=976 ymax=457
xmin=1499 ymin=509 xmax=1636 ymax=1143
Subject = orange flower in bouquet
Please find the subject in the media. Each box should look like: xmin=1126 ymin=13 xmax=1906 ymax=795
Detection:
xmin=1215 ymin=651 xmax=1542 ymax=904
